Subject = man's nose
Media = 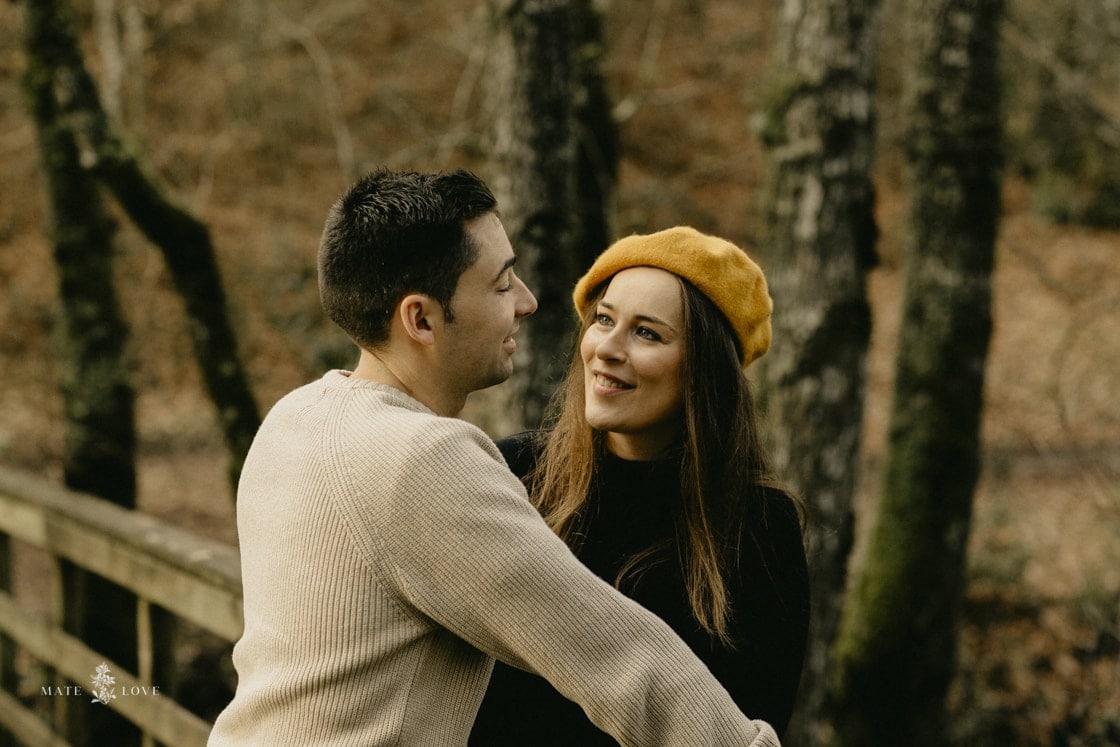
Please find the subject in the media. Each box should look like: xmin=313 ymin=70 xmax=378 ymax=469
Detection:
xmin=515 ymin=276 xmax=538 ymax=316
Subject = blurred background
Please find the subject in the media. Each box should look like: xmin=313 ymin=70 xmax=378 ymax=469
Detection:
xmin=1 ymin=0 xmax=1118 ymax=744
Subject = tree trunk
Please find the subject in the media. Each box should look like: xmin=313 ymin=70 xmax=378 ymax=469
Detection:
xmin=84 ymin=136 xmax=262 ymax=493
xmin=0 ymin=535 xmax=12 ymax=747
xmin=31 ymin=0 xmax=262 ymax=493
xmin=485 ymin=0 xmax=580 ymax=430
xmin=755 ymin=0 xmax=881 ymax=741
xmin=22 ymin=1 xmax=138 ymax=741
xmin=828 ymin=0 xmax=1003 ymax=742
xmin=570 ymin=0 xmax=619 ymax=271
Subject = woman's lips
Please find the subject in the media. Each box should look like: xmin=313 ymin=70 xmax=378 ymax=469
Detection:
xmin=592 ymin=371 xmax=634 ymax=392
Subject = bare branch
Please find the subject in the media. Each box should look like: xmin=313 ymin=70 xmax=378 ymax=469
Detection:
xmin=269 ymin=5 xmax=357 ymax=185
xmin=1002 ymin=19 xmax=1120 ymax=149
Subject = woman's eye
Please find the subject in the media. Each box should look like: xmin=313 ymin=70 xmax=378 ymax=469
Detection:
xmin=594 ymin=313 xmax=613 ymax=326
xmin=636 ymin=326 xmax=661 ymax=341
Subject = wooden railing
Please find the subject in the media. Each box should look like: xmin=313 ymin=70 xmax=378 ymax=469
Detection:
xmin=0 ymin=466 xmax=242 ymax=746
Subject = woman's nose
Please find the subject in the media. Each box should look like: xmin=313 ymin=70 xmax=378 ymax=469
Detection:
xmin=594 ymin=327 xmax=626 ymax=362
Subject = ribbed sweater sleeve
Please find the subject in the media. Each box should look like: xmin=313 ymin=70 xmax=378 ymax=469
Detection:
xmin=328 ymin=390 xmax=777 ymax=746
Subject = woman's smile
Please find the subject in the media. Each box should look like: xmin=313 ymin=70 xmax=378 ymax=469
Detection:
xmin=591 ymin=370 xmax=634 ymax=393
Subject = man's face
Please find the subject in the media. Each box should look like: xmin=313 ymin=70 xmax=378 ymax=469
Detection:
xmin=437 ymin=212 xmax=538 ymax=395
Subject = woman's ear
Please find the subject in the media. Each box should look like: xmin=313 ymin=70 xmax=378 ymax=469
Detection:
xmin=397 ymin=293 xmax=439 ymax=346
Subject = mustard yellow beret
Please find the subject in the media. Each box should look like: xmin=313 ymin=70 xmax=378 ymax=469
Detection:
xmin=572 ymin=226 xmax=773 ymax=366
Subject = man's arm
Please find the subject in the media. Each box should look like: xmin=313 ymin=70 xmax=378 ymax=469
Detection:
xmin=371 ymin=421 xmax=780 ymax=746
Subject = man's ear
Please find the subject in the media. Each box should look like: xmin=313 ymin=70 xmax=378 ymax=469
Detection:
xmin=397 ymin=293 xmax=441 ymax=346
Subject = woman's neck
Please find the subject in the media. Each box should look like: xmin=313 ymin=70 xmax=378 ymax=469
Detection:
xmin=605 ymin=428 xmax=679 ymax=461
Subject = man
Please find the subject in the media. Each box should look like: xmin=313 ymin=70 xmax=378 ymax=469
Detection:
xmin=209 ymin=169 xmax=780 ymax=746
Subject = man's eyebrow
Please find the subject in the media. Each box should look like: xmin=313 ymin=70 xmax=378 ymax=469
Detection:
xmin=493 ymin=256 xmax=517 ymax=283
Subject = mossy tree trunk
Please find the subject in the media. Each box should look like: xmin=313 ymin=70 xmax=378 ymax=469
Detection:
xmin=755 ymin=0 xmax=881 ymax=740
xmin=22 ymin=0 xmax=138 ymax=742
xmin=0 ymin=536 xmax=13 ymax=747
xmin=19 ymin=0 xmax=265 ymax=739
xmin=828 ymin=0 xmax=1004 ymax=742
xmin=20 ymin=0 xmax=261 ymax=494
xmin=77 ymin=127 xmax=262 ymax=493
xmin=486 ymin=0 xmax=581 ymax=430
xmin=570 ymin=0 xmax=619 ymax=273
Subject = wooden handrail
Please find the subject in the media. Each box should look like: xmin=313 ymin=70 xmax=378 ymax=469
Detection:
xmin=0 ymin=465 xmax=243 ymax=745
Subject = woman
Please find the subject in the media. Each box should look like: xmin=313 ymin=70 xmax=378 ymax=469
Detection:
xmin=470 ymin=226 xmax=810 ymax=745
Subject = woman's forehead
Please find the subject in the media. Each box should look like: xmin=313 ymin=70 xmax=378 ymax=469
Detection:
xmin=602 ymin=268 xmax=684 ymax=316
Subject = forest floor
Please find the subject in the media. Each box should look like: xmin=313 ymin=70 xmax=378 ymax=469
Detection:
xmin=1 ymin=0 xmax=1119 ymax=743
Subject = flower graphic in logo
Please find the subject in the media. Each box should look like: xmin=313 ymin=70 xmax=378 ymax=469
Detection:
xmin=90 ymin=662 xmax=116 ymax=705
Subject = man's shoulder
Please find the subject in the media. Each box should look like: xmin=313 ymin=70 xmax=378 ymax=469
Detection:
xmin=262 ymin=370 xmax=352 ymax=416
xmin=315 ymin=382 xmax=503 ymax=469
xmin=396 ymin=413 xmax=503 ymax=469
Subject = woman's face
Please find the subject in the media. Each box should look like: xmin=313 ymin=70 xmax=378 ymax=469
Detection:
xmin=581 ymin=267 xmax=686 ymax=460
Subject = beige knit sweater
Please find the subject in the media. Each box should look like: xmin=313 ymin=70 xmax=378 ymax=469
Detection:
xmin=208 ymin=371 xmax=779 ymax=746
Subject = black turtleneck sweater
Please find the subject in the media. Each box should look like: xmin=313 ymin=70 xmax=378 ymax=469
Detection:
xmin=469 ymin=432 xmax=810 ymax=745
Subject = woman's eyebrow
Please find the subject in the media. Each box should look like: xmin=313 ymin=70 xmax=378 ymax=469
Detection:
xmin=635 ymin=313 xmax=675 ymax=330
xmin=599 ymin=302 xmax=676 ymax=331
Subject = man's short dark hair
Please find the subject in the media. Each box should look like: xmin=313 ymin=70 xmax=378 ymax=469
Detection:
xmin=318 ymin=168 xmax=498 ymax=348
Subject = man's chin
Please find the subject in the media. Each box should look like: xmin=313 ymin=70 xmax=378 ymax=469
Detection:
xmin=472 ymin=365 xmax=514 ymax=394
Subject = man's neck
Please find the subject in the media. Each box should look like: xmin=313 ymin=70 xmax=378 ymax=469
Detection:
xmin=351 ymin=348 xmax=464 ymax=417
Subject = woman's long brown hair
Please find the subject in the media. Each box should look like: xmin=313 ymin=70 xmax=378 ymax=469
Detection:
xmin=529 ymin=276 xmax=803 ymax=646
